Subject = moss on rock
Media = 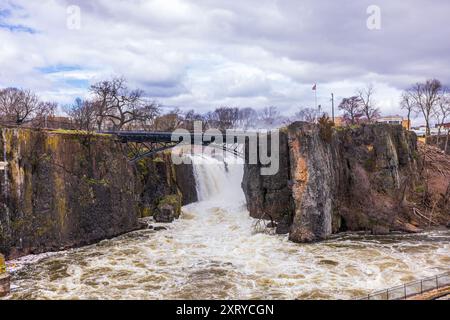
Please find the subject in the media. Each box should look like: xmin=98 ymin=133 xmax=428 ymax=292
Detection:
xmin=158 ymin=194 xmax=182 ymax=216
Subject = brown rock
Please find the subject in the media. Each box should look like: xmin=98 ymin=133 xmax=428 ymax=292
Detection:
xmin=371 ymin=225 xmax=390 ymax=235
xmin=242 ymin=123 xmax=425 ymax=243
xmin=0 ymin=128 xmax=195 ymax=259
xmin=154 ymin=204 xmax=177 ymax=223
xmin=395 ymin=221 xmax=423 ymax=233
xmin=0 ymin=273 xmax=10 ymax=297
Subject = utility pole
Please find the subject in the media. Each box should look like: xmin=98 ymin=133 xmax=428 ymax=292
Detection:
xmin=315 ymin=89 xmax=318 ymax=110
xmin=312 ymin=83 xmax=317 ymax=110
xmin=331 ymin=93 xmax=335 ymax=124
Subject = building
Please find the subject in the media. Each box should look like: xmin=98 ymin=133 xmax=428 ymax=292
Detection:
xmin=376 ymin=115 xmax=410 ymax=130
xmin=376 ymin=115 xmax=403 ymax=125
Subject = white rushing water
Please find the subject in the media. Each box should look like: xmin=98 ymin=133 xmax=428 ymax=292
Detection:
xmin=4 ymin=154 xmax=450 ymax=299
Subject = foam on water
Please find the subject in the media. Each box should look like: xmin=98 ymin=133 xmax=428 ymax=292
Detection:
xmin=4 ymin=154 xmax=450 ymax=299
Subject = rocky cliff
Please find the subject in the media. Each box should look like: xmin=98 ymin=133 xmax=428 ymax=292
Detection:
xmin=242 ymin=123 xmax=445 ymax=242
xmin=241 ymin=132 xmax=293 ymax=231
xmin=0 ymin=128 xmax=197 ymax=259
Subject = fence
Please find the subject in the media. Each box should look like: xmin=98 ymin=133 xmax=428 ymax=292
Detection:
xmin=360 ymin=271 xmax=450 ymax=300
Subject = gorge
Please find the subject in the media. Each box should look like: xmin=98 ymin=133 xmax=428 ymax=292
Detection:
xmin=0 ymin=124 xmax=449 ymax=299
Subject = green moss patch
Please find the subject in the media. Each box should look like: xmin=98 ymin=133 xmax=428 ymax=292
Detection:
xmin=158 ymin=194 xmax=182 ymax=216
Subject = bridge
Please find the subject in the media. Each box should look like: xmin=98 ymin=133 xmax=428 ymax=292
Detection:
xmin=103 ymin=131 xmax=252 ymax=162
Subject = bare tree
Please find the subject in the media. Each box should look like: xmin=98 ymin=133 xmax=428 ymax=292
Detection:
xmin=295 ymin=107 xmax=320 ymax=123
xmin=338 ymin=96 xmax=363 ymax=125
xmin=206 ymin=106 xmax=239 ymax=131
xmin=89 ymin=80 xmax=112 ymax=130
xmin=400 ymin=91 xmax=416 ymax=130
xmin=259 ymin=106 xmax=280 ymax=127
xmin=134 ymin=100 xmax=161 ymax=130
xmin=33 ymin=101 xmax=58 ymax=127
xmin=433 ymin=89 xmax=450 ymax=144
xmin=90 ymin=77 xmax=159 ymax=131
xmin=0 ymin=88 xmax=53 ymax=125
xmin=183 ymin=109 xmax=205 ymax=131
xmin=409 ymin=79 xmax=442 ymax=136
xmin=237 ymin=107 xmax=258 ymax=130
xmin=65 ymin=98 xmax=97 ymax=131
xmin=357 ymin=84 xmax=380 ymax=123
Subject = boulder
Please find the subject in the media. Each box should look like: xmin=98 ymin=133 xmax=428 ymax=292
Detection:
xmin=154 ymin=194 xmax=182 ymax=223
xmin=275 ymin=215 xmax=292 ymax=235
xmin=154 ymin=204 xmax=177 ymax=223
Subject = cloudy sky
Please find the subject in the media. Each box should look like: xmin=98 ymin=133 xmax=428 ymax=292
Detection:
xmin=0 ymin=0 xmax=449 ymax=121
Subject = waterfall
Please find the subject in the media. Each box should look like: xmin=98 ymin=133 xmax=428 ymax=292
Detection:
xmin=190 ymin=153 xmax=245 ymax=203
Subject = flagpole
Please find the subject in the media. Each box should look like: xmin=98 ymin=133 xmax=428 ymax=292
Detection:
xmin=331 ymin=93 xmax=335 ymax=123
xmin=315 ymin=85 xmax=317 ymax=109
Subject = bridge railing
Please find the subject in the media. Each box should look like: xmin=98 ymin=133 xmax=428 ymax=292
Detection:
xmin=359 ymin=271 xmax=450 ymax=300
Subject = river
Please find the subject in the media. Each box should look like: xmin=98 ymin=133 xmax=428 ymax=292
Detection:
xmin=5 ymin=155 xmax=450 ymax=299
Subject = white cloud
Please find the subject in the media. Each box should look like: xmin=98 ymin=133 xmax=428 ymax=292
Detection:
xmin=0 ymin=0 xmax=449 ymax=125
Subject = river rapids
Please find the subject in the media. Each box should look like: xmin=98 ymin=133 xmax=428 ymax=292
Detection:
xmin=4 ymin=155 xmax=450 ymax=299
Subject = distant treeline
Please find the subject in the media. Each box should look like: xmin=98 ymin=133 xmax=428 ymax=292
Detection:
xmin=1 ymin=77 xmax=448 ymax=134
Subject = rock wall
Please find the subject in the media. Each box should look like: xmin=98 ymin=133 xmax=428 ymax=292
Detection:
xmin=0 ymin=128 xmax=197 ymax=259
xmin=242 ymin=123 xmax=424 ymax=242
xmin=287 ymin=122 xmax=339 ymax=242
xmin=241 ymin=132 xmax=293 ymax=233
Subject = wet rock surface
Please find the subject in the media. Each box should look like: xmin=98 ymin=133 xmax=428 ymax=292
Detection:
xmin=155 ymin=204 xmax=177 ymax=223
xmin=0 ymin=128 xmax=196 ymax=259
xmin=242 ymin=131 xmax=293 ymax=223
xmin=242 ymin=123 xmax=442 ymax=243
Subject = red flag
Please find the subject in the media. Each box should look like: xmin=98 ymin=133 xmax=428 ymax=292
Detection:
xmin=312 ymin=84 xmax=316 ymax=91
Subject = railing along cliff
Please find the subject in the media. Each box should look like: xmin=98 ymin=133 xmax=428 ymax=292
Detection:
xmin=360 ymin=271 xmax=450 ymax=300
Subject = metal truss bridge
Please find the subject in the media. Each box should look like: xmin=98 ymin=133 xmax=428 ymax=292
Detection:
xmin=103 ymin=131 xmax=250 ymax=162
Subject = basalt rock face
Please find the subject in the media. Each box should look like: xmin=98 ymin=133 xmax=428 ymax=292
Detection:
xmin=134 ymin=154 xmax=197 ymax=218
xmin=174 ymin=162 xmax=198 ymax=205
xmin=329 ymin=124 xmax=420 ymax=238
xmin=287 ymin=122 xmax=338 ymax=242
xmin=242 ymin=132 xmax=294 ymax=234
xmin=0 ymin=128 xmax=197 ymax=259
xmin=242 ymin=122 xmax=421 ymax=242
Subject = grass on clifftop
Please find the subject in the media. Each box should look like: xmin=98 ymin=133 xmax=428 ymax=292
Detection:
xmin=51 ymin=129 xmax=112 ymax=137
